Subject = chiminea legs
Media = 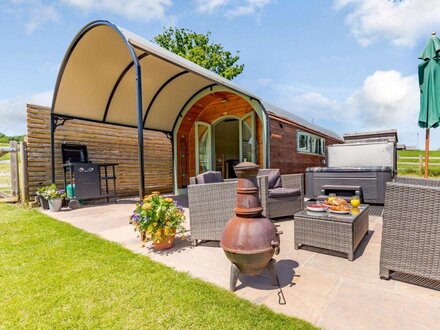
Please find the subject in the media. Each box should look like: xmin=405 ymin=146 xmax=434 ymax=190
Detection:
xmin=229 ymin=263 xmax=240 ymax=292
xmin=229 ymin=259 xmax=279 ymax=291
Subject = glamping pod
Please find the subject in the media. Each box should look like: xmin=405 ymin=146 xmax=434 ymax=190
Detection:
xmin=47 ymin=20 xmax=342 ymax=198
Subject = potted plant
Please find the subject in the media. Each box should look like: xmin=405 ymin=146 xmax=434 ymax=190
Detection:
xmin=36 ymin=186 xmax=50 ymax=210
xmin=42 ymin=184 xmax=66 ymax=212
xmin=129 ymin=192 xmax=186 ymax=251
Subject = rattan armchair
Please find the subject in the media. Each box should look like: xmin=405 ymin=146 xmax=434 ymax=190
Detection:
xmin=188 ymin=177 xmax=237 ymax=245
xmin=188 ymin=172 xmax=304 ymax=245
xmin=380 ymin=177 xmax=440 ymax=287
xmin=259 ymin=173 xmax=304 ymax=219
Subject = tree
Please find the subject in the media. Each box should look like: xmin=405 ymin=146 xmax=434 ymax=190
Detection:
xmin=153 ymin=27 xmax=244 ymax=80
xmin=0 ymin=132 xmax=25 ymax=143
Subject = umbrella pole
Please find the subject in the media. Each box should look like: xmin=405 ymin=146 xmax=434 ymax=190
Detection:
xmin=425 ymin=128 xmax=430 ymax=178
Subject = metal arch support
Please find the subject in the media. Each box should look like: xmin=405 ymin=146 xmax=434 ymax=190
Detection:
xmin=50 ymin=20 xmax=146 ymax=198
xmin=103 ymin=52 xmax=149 ymax=122
xmin=255 ymin=99 xmax=270 ymax=169
xmin=142 ymin=70 xmax=189 ymax=127
xmin=50 ymin=114 xmax=73 ymax=183
xmin=170 ymin=83 xmax=217 ymax=134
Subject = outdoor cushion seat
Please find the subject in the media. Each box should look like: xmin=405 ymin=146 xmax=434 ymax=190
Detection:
xmin=268 ymin=188 xmax=301 ymax=198
xmin=258 ymin=169 xmax=282 ymax=189
xmin=195 ymin=171 xmax=223 ymax=184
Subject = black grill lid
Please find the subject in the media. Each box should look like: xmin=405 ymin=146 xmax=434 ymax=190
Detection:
xmin=61 ymin=144 xmax=88 ymax=163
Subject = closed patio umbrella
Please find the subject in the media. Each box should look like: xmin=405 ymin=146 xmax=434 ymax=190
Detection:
xmin=418 ymin=32 xmax=440 ymax=178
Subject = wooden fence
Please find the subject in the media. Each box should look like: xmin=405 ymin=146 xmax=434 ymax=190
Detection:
xmin=398 ymin=156 xmax=440 ymax=172
xmin=0 ymin=141 xmax=19 ymax=202
xmin=26 ymin=104 xmax=173 ymax=199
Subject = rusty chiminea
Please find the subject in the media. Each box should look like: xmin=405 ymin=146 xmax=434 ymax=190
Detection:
xmin=220 ymin=162 xmax=281 ymax=291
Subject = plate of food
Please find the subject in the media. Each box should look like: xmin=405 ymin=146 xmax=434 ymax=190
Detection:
xmin=327 ymin=205 xmax=351 ymax=214
xmin=307 ymin=204 xmax=327 ymax=212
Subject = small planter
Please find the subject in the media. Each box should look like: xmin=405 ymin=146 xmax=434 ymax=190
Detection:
xmin=48 ymin=198 xmax=63 ymax=212
xmin=129 ymin=193 xmax=186 ymax=252
xmin=39 ymin=196 xmax=49 ymax=210
xmin=153 ymin=233 xmax=176 ymax=251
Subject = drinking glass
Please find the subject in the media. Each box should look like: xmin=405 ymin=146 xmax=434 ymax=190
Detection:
xmin=350 ymin=195 xmax=360 ymax=208
xmin=328 ymin=193 xmax=336 ymax=203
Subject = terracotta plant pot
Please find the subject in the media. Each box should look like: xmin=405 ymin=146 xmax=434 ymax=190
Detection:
xmin=48 ymin=198 xmax=63 ymax=212
xmin=153 ymin=234 xmax=176 ymax=251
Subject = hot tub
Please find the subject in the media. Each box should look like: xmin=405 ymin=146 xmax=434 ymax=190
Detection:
xmin=305 ymin=166 xmax=393 ymax=204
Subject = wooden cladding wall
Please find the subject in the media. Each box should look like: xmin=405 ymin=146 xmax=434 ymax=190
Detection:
xmin=26 ymin=104 xmax=173 ymax=198
xmin=269 ymin=115 xmax=342 ymax=174
xmin=176 ymin=92 xmax=263 ymax=188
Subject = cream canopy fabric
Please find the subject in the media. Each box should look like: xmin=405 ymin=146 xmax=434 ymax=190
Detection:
xmin=52 ymin=20 xmax=261 ymax=134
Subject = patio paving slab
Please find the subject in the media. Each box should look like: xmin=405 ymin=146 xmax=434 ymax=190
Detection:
xmin=42 ymin=199 xmax=440 ymax=329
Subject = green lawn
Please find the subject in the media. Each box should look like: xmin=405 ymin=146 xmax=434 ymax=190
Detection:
xmin=397 ymin=150 xmax=440 ymax=177
xmin=0 ymin=204 xmax=316 ymax=329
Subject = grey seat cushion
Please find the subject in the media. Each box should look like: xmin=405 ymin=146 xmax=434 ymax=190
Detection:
xmin=258 ymin=169 xmax=282 ymax=189
xmin=196 ymin=171 xmax=223 ymax=184
xmin=268 ymin=188 xmax=301 ymax=198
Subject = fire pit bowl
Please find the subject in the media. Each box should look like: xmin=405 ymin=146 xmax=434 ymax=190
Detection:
xmin=220 ymin=162 xmax=281 ymax=291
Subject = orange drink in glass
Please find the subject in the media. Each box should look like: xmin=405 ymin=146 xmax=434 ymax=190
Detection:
xmin=328 ymin=193 xmax=336 ymax=203
xmin=350 ymin=196 xmax=360 ymax=208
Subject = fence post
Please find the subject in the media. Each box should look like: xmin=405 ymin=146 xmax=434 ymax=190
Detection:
xmin=20 ymin=142 xmax=29 ymax=203
xmin=419 ymin=155 xmax=423 ymax=174
xmin=10 ymin=141 xmax=19 ymax=199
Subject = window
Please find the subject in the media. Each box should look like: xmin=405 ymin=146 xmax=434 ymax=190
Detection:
xmin=296 ymin=131 xmax=325 ymax=155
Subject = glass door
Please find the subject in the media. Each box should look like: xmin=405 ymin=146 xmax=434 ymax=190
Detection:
xmin=195 ymin=121 xmax=212 ymax=174
xmin=240 ymin=112 xmax=256 ymax=163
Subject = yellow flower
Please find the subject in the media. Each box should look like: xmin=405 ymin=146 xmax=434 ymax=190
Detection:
xmin=166 ymin=221 xmax=171 ymax=226
xmin=142 ymin=204 xmax=151 ymax=211
xmin=164 ymin=197 xmax=173 ymax=203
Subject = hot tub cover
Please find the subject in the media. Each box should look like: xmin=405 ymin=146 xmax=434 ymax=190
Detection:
xmin=305 ymin=166 xmax=393 ymax=173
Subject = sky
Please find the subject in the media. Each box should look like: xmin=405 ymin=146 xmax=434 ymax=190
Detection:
xmin=1 ymin=0 xmax=440 ymax=149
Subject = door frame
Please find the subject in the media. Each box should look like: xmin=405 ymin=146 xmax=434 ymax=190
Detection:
xmin=195 ymin=121 xmax=212 ymax=175
xmin=172 ymin=86 xmax=268 ymax=195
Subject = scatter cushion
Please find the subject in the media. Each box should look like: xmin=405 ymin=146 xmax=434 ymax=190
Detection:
xmin=258 ymin=169 xmax=282 ymax=189
xmin=268 ymin=188 xmax=301 ymax=198
xmin=196 ymin=171 xmax=223 ymax=184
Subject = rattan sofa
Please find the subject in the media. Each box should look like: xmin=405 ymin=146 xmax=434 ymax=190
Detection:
xmin=188 ymin=171 xmax=304 ymax=245
xmin=380 ymin=176 xmax=440 ymax=287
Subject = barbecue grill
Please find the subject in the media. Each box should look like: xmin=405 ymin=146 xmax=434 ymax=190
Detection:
xmin=61 ymin=144 xmax=118 ymax=208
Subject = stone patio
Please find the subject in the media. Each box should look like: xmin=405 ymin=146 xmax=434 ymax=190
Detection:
xmin=42 ymin=198 xmax=440 ymax=329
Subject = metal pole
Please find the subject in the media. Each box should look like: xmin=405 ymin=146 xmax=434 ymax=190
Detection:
xmin=135 ymin=64 xmax=145 ymax=199
xmin=50 ymin=115 xmax=56 ymax=183
xmin=425 ymin=128 xmax=430 ymax=178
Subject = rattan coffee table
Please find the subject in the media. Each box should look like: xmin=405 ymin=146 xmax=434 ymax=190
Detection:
xmin=294 ymin=204 xmax=369 ymax=261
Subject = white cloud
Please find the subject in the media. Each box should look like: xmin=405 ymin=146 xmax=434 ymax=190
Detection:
xmin=61 ymin=0 xmax=173 ymax=22
xmin=195 ymin=0 xmax=229 ymax=14
xmin=4 ymin=0 xmax=60 ymax=34
xmin=195 ymin=0 xmax=273 ymax=18
xmin=0 ymin=91 xmax=53 ymax=136
xmin=334 ymin=0 xmax=440 ymax=47
xmin=275 ymin=70 xmax=419 ymax=137
xmin=25 ymin=3 xmax=59 ymax=34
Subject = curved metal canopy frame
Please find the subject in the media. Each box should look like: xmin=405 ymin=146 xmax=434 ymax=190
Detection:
xmin=50 ymin=20 xmax=272 ymax=198
xmin=50 ymin=20 xmax=147 ymax=198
